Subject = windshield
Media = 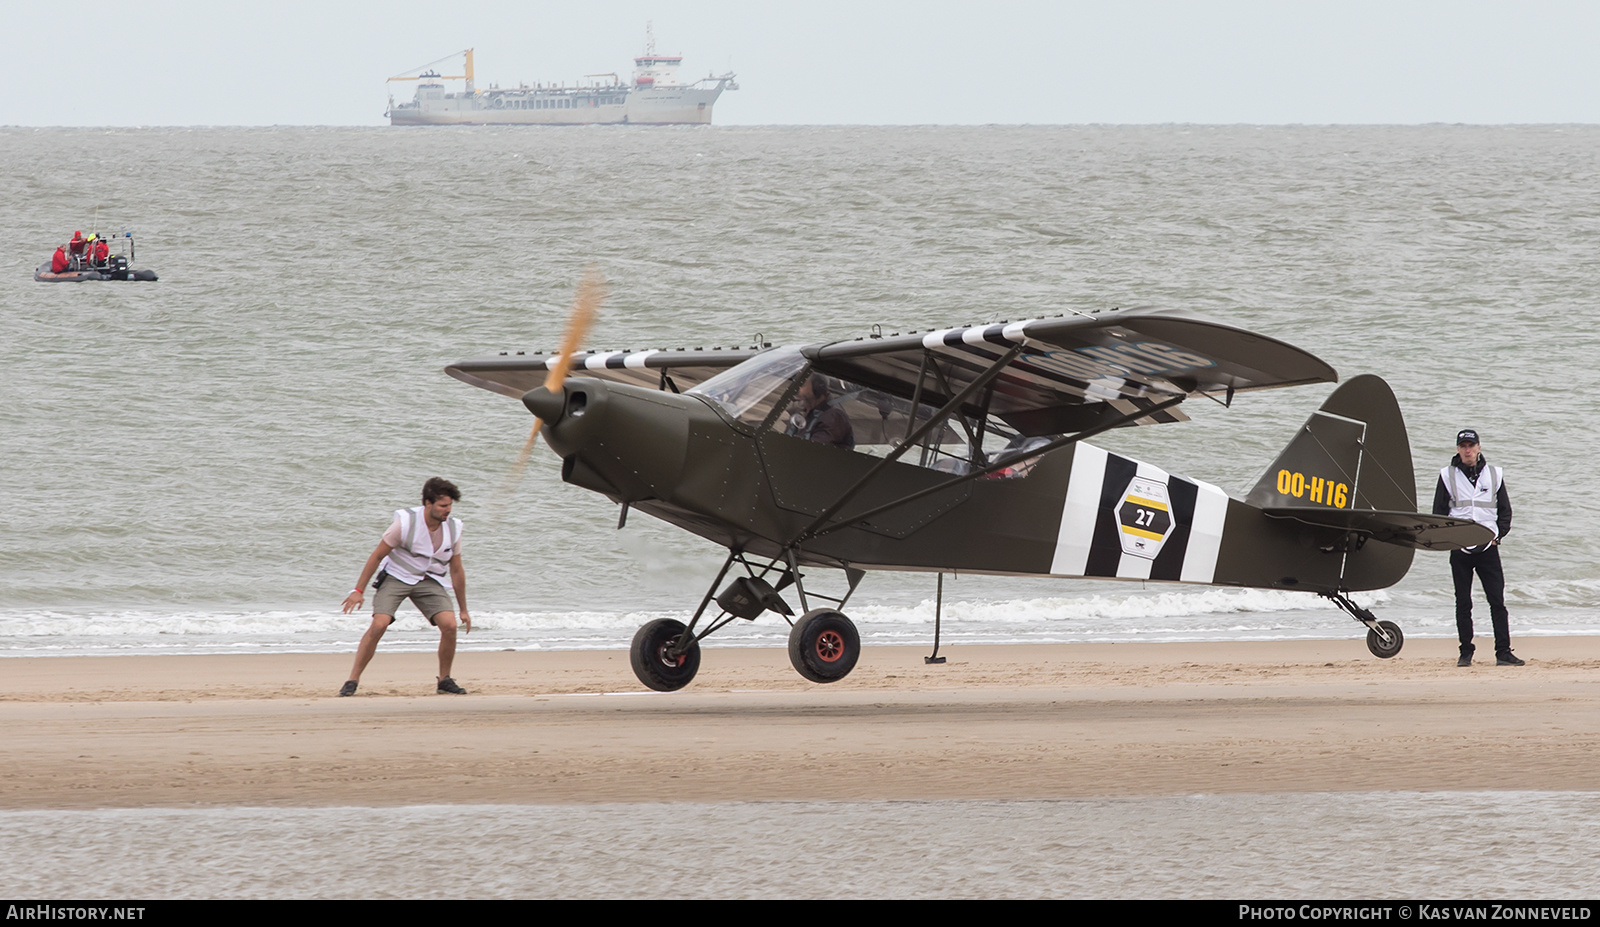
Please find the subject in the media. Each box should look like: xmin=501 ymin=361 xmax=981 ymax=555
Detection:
xmin=688 ymin=347 xmax=808 ymax=428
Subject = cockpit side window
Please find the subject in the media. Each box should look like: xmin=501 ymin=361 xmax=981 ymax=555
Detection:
xmin=695 ymin=352 xmax=1058 ymax=479
xmin=770 ymin=368 xmax=1056 ymax=480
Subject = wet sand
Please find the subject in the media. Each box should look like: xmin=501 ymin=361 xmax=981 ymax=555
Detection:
xmin=2 ymin=637 xmax=1597 ymax=809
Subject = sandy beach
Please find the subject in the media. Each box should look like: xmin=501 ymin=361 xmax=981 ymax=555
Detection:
xmin=2 ymin=637 xmax=1597 ymax=810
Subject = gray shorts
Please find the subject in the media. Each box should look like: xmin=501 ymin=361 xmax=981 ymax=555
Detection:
xmin=372 ymin=575 xmax=455 ymax=625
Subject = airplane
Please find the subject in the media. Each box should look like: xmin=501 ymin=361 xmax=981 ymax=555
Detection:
xmin=447 ymin=303 xmax=1493 ymax=691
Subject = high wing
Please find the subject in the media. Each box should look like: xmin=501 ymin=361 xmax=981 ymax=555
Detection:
xmin=807 ymin=306 xmax=1338 ymax=435
xmin=445 ymin=344 xmax=766 ymax=398
xmin=445 ymin=306 xmax=1336 ymax=436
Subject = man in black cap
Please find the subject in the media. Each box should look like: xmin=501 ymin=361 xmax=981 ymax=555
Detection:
xmin=1432 ymin=429 xmax=1521 ymax=666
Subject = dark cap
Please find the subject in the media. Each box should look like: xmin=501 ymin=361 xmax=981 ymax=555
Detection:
xmin=1456 ymin=429 xmax=1480 ymax=446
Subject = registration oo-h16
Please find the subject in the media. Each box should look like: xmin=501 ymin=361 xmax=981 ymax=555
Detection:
xmin=448 ymin=301 xmax=1492 ymax=691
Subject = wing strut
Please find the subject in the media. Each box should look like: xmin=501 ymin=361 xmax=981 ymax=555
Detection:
xmin=926 ymin=357 xmax=985 ymax=451
xmin=802 ymin=393 xmax=1189 ymax=541
xmin=902 ymin=350 xmax=932 ymax=445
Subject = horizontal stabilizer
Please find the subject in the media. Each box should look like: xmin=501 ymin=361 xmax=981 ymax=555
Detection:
xmin=1261 ymin=508 xmax=1495 ymax=551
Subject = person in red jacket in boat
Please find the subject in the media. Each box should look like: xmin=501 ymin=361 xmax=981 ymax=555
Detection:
xmin=51 ymin=245 xmax=71 ymax=274
xmin=88 ymin=234 xmax=109 ymax=267
xmin=67 ymin=231 xmax=87 ymax=268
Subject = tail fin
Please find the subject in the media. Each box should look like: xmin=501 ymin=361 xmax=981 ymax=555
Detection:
xmin=1244 ymin=375 xmax=1459 ymax=589
xmin=1250 ymin=375 xmax=1493 ymax=553
xmin=1224 ymin=376 xmax=1489 ymax=592
xmin=1245 ymin=374 xmax=1415 ymax=513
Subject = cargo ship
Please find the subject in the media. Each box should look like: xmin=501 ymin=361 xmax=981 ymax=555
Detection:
xmin=386 ymin=28 xmax=737 ymax=126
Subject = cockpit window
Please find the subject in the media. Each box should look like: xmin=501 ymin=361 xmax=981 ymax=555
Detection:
xmin=775 ymin=369 xmax=1055 ymax=480
xmin=689 ymin=347 xmax=809 ymax=429
xmin=695 ymin=350 xmax=1057 ymax=479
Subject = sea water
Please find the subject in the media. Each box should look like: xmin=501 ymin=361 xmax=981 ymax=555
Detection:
xmin=4 ymin=125 xmax=1598 ymax=657
xmin=6 ymin=125 xmax=1599 ymax=901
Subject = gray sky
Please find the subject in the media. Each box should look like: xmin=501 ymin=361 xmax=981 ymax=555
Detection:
xmin=5 ymin=0 xmax=1598 ymax=125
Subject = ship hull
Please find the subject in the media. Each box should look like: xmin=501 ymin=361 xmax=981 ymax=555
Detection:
xmin=389 ymin=84 xmax=727 ymax=126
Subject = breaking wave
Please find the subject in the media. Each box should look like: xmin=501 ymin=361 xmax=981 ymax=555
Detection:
xmin=8 ymin=585 xmax=1597 ymax=657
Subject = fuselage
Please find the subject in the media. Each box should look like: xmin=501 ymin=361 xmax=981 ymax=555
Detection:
xmin=527 ymin=376 xmax=1413 ymax=594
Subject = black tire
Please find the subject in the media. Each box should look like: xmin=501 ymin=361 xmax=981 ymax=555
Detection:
xmin=630 ymin=618 xmax=701 ymax=691
xmin=788 ymin=609 xmax=861 ymax=683
xmin=1366 ymin=620 xmax=1404 ymax=659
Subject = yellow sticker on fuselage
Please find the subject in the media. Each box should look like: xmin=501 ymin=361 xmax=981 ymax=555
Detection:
xmin=1274 ymin=469 xmax=1349 ymax=507
xmin=1117 ymin=479 xmax=1174 ymax=557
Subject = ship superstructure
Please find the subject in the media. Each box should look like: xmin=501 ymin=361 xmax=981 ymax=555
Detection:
xmin=386 ymin=28 xmax=736 ymax=126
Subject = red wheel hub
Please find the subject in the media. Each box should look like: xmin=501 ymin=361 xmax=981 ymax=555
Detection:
xmin=815 ymin=629 xmax=845 ymax=662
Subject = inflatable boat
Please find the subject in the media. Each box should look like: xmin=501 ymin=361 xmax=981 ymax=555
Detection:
xmin=35 ymin=230 xmax=158 ymax=282
xmin=35 ymin=262 xmax=158 ymax=282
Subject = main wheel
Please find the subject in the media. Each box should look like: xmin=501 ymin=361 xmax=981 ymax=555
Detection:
xmin=630 ymin=618 xmax=701 ymax=691
xmin=788 ymin=609 xmax=861 ymax=683
xmin=1366 ymin=620 xmax=1404 ymax=659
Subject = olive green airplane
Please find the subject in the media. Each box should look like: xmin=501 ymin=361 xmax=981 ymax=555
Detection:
xmin=448 ymin=305 xmax=1492 ymax=691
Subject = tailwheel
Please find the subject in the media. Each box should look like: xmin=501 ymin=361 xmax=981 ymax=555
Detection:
xmin=630 ymin=618 xmax=701 ymax=691
xmin=1366 ymin=619 xmax=1404 ymax=659
xmin=1325 ymin=591 xmax=1405 ymax=660
xmin=788 ymin=609 xmax=861 ymax=683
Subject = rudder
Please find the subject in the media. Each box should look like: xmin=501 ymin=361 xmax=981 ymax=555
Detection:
xmin=1245 ymin=374 xmax=1415 ymax=513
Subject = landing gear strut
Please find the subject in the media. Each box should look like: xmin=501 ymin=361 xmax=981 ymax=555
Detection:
xmin=1324 ymin=591 xmax=1405 ymax=659
xmin=626 ymin=546 xmax=865 ymax=691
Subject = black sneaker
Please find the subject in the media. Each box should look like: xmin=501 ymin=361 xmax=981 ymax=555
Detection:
xmin=338 ymin=680 xmax=359 ymax=697
xmin=437 ymin=676 xmax=468 ymax=694
xmin=1457 ymin=654 xmax=1472 ymax=667
xmin=1496 ymin=652 xmax=1526 ymax=666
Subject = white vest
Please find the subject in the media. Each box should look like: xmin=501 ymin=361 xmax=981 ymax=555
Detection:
xmin=380 ymin=507 xmax=461 ymax=587
xmin=1440 ymin=463 xmax=1503 ymax=540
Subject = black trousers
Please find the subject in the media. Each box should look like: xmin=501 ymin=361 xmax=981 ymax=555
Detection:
xmin=1451 ymin=545 xmax=1510 ymax=655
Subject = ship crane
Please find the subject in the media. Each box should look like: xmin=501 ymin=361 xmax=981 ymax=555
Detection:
xmin=388 ymin=48 xmax=476 ymax=93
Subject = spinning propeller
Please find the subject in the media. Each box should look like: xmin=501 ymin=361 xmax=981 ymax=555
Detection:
xmin=504 ymin=266 xmax=605 ymax=490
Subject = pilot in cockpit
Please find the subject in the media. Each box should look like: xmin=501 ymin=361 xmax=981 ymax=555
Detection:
xmin=785 ymin=373 xmax=855 ymax=449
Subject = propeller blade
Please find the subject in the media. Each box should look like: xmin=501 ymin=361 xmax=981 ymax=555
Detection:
xmin=504 ymin=266 xmax=605 ymax=490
